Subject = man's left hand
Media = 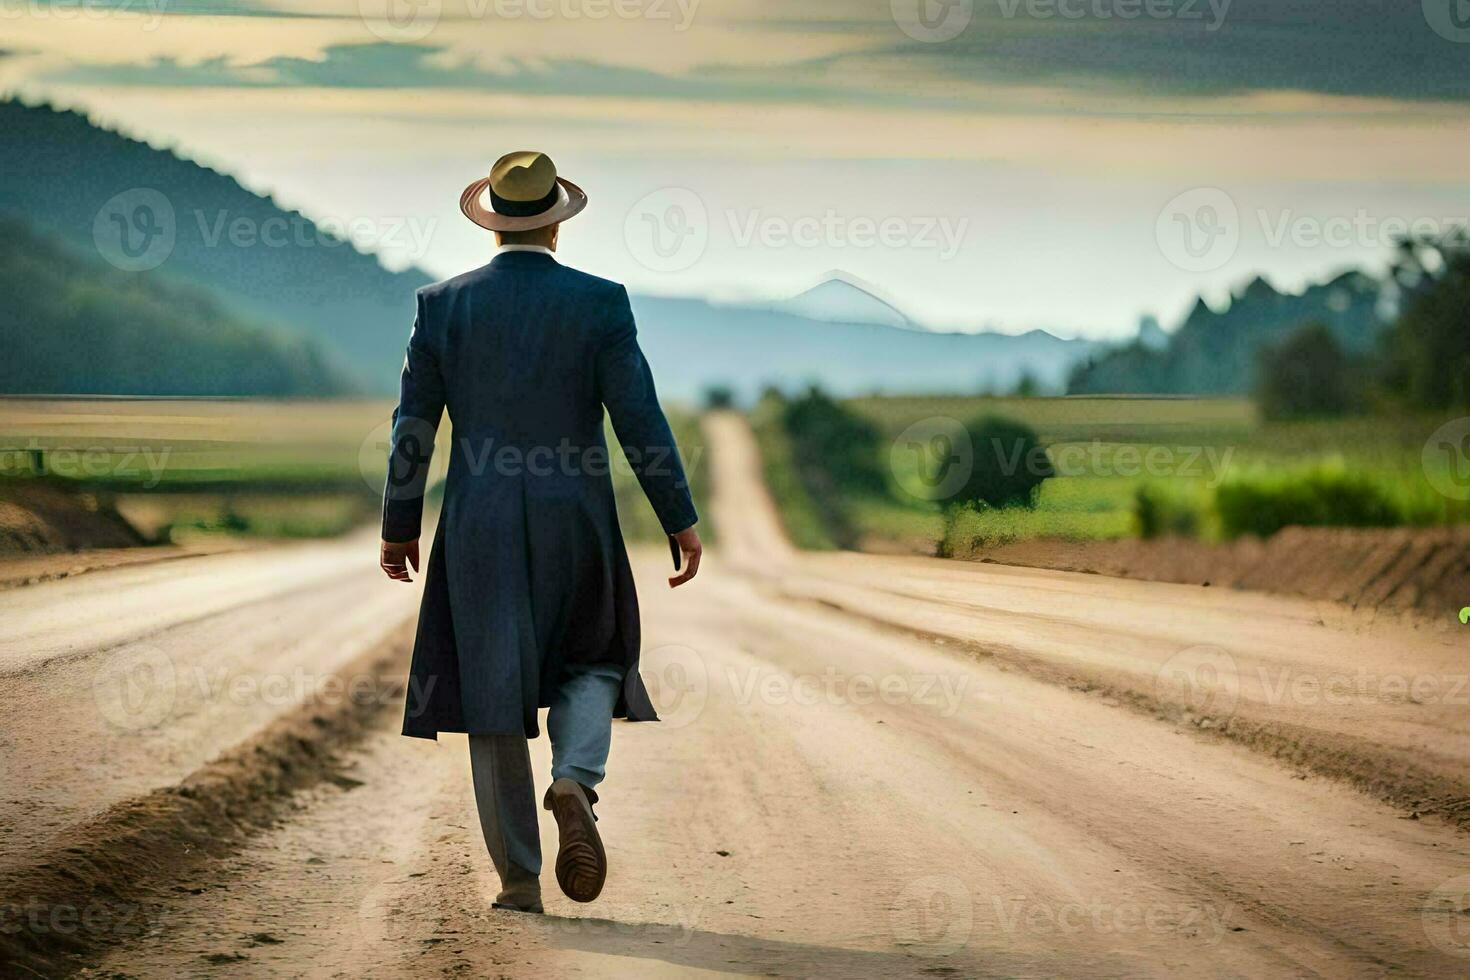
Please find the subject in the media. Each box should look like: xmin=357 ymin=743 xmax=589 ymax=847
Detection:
xmin=381 ymin=538 xmax=420 ymax=582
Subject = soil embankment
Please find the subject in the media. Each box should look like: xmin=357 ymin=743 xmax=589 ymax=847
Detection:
xmin=974 ymin=525 xmax=1470 ymax=620
xmin=0 ymin=479 xmax=147 ymax=554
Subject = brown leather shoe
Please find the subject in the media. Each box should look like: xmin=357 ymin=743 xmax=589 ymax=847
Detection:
xmin=543 ymin=778 xmax=606 ymax=903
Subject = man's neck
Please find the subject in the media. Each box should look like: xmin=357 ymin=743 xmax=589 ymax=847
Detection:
xmin=495 ymin=243 xmax=556 ymax=256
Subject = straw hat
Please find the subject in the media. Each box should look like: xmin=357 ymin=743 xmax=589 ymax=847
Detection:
xmin=459 ymin=150 xmax=587 ymax=232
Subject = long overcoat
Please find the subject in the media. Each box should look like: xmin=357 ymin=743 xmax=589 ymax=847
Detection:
xmin=381 ymin=250 xmax=698 ymax=739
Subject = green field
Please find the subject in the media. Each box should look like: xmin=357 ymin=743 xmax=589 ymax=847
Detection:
xmin=0 ymin=398 xmax=707 ymax=545
xmin=757 ymin=394 xmax=1469 ymax=556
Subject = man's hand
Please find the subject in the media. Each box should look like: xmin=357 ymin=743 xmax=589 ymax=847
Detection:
xmin=668 ymin=526 xmax=701 ymax=588
xmin=381 ymin=538 xmax=420 ymax=582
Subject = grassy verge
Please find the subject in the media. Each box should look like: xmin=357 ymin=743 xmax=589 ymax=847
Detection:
xmin=748 ymin=397 xmax=839 ymax=550
xmin=0 ymin=398 xmax=715 ymax=548
xmin=755 ymin=394 xmax=1470 ymax=555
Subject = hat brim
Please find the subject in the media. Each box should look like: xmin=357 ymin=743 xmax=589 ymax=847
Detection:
xmin=459 ymin=176 xmax=587 ymax=232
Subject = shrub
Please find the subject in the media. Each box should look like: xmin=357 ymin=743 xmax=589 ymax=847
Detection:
xmin=781 ymin=387 xmax=887 ymax=498
xmin=1255 ymin=322 xmax=1365 ymax=420
xmin=701 ymin=384 xmax=736 ymax=410
xmin=1133 ymin=482 xmax=1203 ymax=539
xmin=1212 ymin=465 xmax=1401 ymax=539
xmin=953 ymin=415 xmax=1052 ymax=510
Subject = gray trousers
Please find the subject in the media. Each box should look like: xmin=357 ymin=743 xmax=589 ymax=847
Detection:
xmin=468 ymin=664 xmax=623 ymax=905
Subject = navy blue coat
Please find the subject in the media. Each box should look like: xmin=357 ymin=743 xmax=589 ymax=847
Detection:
xmin=381 ymin=249 xmax=697 ymax=739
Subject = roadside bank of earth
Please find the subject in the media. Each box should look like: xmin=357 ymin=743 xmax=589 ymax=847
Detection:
xmin=970 ymin=525 xmax=1470 ymax=622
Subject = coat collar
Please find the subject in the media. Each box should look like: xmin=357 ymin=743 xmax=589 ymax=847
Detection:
xmin=493 ymin=244 xmax=557 ymax=261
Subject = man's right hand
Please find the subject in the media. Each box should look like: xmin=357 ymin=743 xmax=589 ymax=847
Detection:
xmin=668 ymin=526 xmax=701 ymax=588
xmin=380 ymin=538 xmax=420 ymax=582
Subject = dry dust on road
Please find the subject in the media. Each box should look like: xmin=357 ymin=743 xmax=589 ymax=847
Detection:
xmin=8 ymin=414 xmax=1470 ymax=978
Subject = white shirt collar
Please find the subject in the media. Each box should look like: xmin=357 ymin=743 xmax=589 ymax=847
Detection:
xmin=496 ymin=244 xmax=557 ymax=259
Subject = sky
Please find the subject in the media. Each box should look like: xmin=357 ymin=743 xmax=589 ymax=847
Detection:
xmin=3 ymin=0 xmax=1469 ymax=339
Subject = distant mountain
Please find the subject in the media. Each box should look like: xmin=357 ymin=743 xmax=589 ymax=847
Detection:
xmin=0 ymin=217 xmax=354 ymax=396
xmin=772 ymin=272 xmax=911 ymax=328
xmin=1136 ymin=314 xmax=1169 ymax=352
xmin=0 ymin=98 xmax=1097 ymax=401
xmin=630 ymin=294 xmax=1098 ymax=401
xmin=0 ymin=98 xmax=431 ymax=392
xmin=1068 ymin=271 xmax=1386 ymax=396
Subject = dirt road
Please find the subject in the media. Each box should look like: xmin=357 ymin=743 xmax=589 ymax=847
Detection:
xmin=9 ymin=414 xmax=1470 ymax=977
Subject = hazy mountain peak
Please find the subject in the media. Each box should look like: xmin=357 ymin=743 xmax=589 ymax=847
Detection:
xmin=1239 ymin=274 xmax=1279 ymax=300
xmin=774 ymin=271 xmax=912 ymax=329
xmin=1137 ymin=314 xmax=1168 ymax=351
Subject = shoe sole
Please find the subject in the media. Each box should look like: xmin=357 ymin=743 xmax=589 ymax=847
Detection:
xmin=546 ymin=779 xmax=606 ymax=903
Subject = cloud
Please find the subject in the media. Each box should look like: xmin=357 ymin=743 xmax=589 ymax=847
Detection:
xmin=32 ymin=0 xmax=1470 ymax=110
xmin=839 ymin=0 xmax=1470 ymax=104
xmin=20 ymin=0 xmax=316 ymax=15
xmin=52 ymin=42 xmax=924 ymax=108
